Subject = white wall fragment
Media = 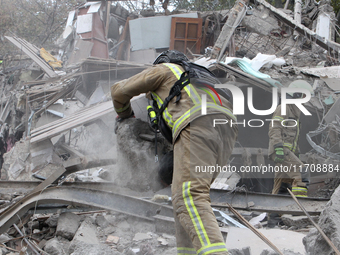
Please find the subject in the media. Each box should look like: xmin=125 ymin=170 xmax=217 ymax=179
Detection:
xmin=76 ymin=14 xmax=93 ymax=34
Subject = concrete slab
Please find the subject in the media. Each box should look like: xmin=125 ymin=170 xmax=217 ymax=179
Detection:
xmin=225 ymin=227 xmax=306 ymax=254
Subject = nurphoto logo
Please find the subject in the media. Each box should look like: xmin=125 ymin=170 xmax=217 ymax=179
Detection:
xmin=200 ymin=85 xmax=312 ymax=128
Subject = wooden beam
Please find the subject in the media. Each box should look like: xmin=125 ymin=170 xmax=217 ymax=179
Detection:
xmin=105 ymin=1 xmax=111 ymax=38
xmin=210 ymin=0 xmax=249 ymax=60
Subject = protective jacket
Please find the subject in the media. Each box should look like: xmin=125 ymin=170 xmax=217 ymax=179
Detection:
xmin=111 ymin=63 xmax=236 ymax=143
xmin=268 ymin=104 xmax=301 ymax=156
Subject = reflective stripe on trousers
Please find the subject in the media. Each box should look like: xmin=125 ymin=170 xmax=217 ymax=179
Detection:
xmin=182 ymin=182 xmax=228 ymax=255
xmin=178 ymin=247 xmax=196 ymax=255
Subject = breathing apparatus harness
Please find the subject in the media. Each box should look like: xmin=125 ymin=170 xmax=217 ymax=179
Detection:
xmin=147 ymin=52 xmax=231 ymax=162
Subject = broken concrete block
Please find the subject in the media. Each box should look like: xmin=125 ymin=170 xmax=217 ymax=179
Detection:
xmin=153 ymin=215 xmax=175 ymax=235
xmin=125 ymin=248 xmax=137 ymax=255
xmin=103 ymin=226 xmax=115 ymax=235
xmin=116 ymin=244 xmax=124 ymax=253
xmin=241 ymin=8 xmax=280 ymax=36
xmin=115 ymin=118 xmax=168 ymax=192
xmin=70 ymin=218 xmax=99 ymax=245
xmin=281 ymin=214 xmax=317 ymax=229
xmin=0 ymin=200 xmax=9 ymax=206
xmin=30 ymin=139 xmax=62 ymax=172
xmin=0 ymin=233 xmax=11 ymax=244
xmin=116 ymin=220 xmax=130 ymax=233
xmin=157 ymin=237 xmax=168 ymax=246
xmin=38 ymin=239 xmax=47 ymax=249
xmin=139 ymin=243 xmax=154 ymax=255
xmin=0 ymin=247 xmax=6 ymax=255
xmin=46 ymin=214 xmax=59 ymax=227
xmin=106 ymin=235 xmax=119 ymax=244
xmin=56 ymin=212 xmax=81 ymax=240
xmin=260 ymin=249 xmax=276 ymax=255
xmin=95 ymin=214 xmax=110 ymax=228
xmin=104 ymin=214 xmax=116 ymax=226
xmin=0 ymin=194 xmax=12 ymax=201
xmin=249 ymin=213 xmax=266 ymax=228
xmin=97 ymin=169 xmax=111 ymax=180
xmin=70 ymin=243 xmax=121 ymax=255
xmin=228 ymin=246 xmax=251 ymax=255
xmin=247 ymin=201 xmax=255 ymax=207
xmin=226 ymin=227 xmax=306 ymax=254
xmin=133 ymin=232 xmax=152 ymax=242
xmin=28 ymin=220 xmax=39 ymax=230
xmin=282 ymin=249 xmax=304 ymax=255
xmin=44 ymin=238 xmax=66 ymax=255
xmin=68 ymin=218 xmax=103 ymax=254
xmin=8 ymin=158 xmax=25 ymax=180
xmin=2 ymin=140 xmax=29 ymax=179
xmin=162 ymin=233 xmax=177 ymax=247
xmin=261 ymin=249 xmax=304 ymax=255
xmin=162 ymin=247 xmax=177 ymax=255
xmin=303 ymin=184 xmax=340 ymax=255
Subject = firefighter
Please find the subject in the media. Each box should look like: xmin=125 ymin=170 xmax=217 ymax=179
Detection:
xmin=111 ymin=50 xmax=238 ymax=255
xmin=268 ymin=80 xmax=314 ymax=197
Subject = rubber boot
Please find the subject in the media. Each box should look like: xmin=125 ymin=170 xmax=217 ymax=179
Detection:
xmin=278 ymin=182 xmax=292 ymax=195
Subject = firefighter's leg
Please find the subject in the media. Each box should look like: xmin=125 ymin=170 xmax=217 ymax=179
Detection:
xmin=282 ymin=148 xmax=308 ymax=197
xmin=272 ymin=175 xmax=292 ymax=195
xmin=172 ymin=115 xmax=237 ymax=255
xmin=271 ymin=154 xmax=292 ymax=195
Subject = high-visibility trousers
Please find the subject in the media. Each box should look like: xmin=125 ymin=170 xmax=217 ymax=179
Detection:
xmin=271 ymin=147 xmax=309 ymax=196
xmin=172 ymin=114 xmax=238 ymax=255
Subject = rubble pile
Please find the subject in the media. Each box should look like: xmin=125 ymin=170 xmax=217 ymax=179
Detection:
xmin=115 ymin=118 xmax=171 ymax=192
xmin=304 ymin=184 xmax=340 ymax=255
xmin=0 ymin=210 xmax=178 ymax=255
xmin=0 ymin=0 xmax=340 ymax=254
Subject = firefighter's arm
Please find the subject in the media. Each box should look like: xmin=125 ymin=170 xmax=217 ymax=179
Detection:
xmin=111 ymin=65 xmax=167 ymax=118
xmin=269 ymin=105 xmax=285 ymax=163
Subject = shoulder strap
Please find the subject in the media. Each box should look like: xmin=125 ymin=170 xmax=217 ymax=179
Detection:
xmin=158 ymin=70 xmax=190 ymax=115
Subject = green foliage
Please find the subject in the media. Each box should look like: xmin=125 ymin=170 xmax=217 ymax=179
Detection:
xmin=331 ymin=0 xmax=340 ymax=15
xmin=0 ymin=0 xmax=85 ymax=53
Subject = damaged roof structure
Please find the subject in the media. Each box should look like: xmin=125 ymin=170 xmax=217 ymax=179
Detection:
xmin=0 ymin=0 xmax=340 ymax=254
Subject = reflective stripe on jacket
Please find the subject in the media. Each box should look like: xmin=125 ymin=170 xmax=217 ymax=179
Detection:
xmin=268 ymin=104 xmax=301 ymax=156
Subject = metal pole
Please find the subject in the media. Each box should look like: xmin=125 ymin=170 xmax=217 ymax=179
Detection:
xmin=13 ymin=224 xmax=40 ymax=255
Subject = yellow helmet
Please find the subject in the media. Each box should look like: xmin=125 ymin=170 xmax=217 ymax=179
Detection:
xmin=288 ymin=80 xmax=314 ymax=98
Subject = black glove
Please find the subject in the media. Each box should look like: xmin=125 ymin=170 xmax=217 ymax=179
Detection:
xmin=273 ymin=144 xmax=284 ymax=163
xmin=114 ymin=111 xmax=135 ymax=134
